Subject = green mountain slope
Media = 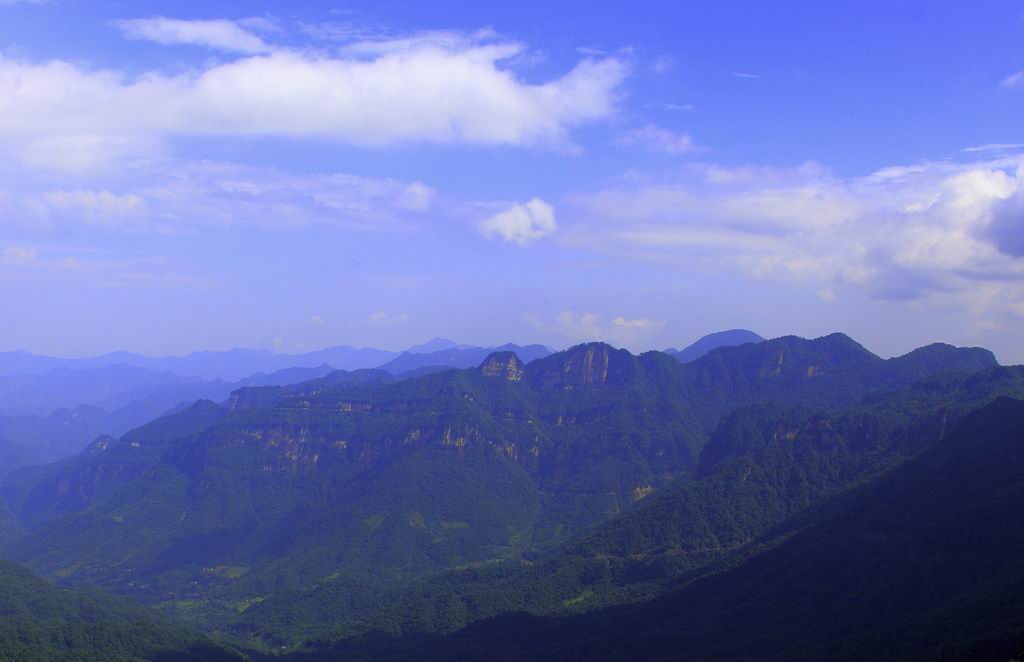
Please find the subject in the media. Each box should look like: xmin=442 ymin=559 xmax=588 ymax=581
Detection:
xmin=232 ymin=365 xmax=1024 ymax=647
xmin=2 ymin=399 xmax=226 ymax=528
xmin=393 ymin=396 xmax=1024 ymax=661
xmin=0 ymin=560 xmax=241 ymax=661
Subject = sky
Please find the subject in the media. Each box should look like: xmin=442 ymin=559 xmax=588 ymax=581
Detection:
xmin=1 ymin=0 xmax=1023 ymax=362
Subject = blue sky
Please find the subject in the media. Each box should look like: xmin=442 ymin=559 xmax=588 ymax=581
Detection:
xmin=1 ymin=0 xmax=1023 ymax=362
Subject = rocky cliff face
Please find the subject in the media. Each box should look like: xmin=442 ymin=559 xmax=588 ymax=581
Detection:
xmin=478 ymin=352 xmax=525 ymax=382
xmin=526 ymin=343 xmax=636 ymax=390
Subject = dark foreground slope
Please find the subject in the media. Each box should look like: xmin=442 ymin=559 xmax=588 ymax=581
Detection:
xmin=0 ymin=560 xmax=241 ymax=662
xmin=384 ymin=397 xmax=1024 ymax=662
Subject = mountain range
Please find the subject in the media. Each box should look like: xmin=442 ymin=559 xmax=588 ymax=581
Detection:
xmin=0 ymin=330 xmax=1018 ymax=660
xmin=664 ymin=328 xmax=764 ymax=362
xmin=0 ymin=334 xmax=757 ymax=473
xmin=0 ymin=342 xmax=558 ymax=472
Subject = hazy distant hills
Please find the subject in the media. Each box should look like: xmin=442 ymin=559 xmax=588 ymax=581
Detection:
xmin=404 ymin=338 xmax=476 ymax=354
xmin=0 ymin=346 xmax=398 ymax=382
xmin=665 ymin=328 xmax=764 ymax=362
xmin=0 ymin=337 xmax=543 ymax=381
xmin=0 ymin=365 xmax=229 ymax=417
xmin=0 ymin=332 xmax=770 ymax=389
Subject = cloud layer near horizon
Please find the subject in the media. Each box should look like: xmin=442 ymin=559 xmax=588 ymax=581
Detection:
xmin=565 ymin=155 xmax=1024 ymax=321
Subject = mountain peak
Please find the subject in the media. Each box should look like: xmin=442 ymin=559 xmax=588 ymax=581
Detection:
xmin=667 ymin=329 xmax=764 ymax=363
xmin=478 ymin=351 xmax=524 ymax=381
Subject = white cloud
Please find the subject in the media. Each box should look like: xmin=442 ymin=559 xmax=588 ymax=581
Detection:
xmin=479 ymin=198 xmax=557 ymax=245
xmin=1001 ymin=71 xmax=1024 ymax=88
xmin=611 ymin=316 xmax=662 ymax=331
xmin=527 ymin=310 xmax=664 ymax=345
xmin=565 ymin=154 xmax=1024 ymax=318
xmin=113 ymin=18 xmax=272 ymax=54
xmin=616 ymin=124 xmax=695 ymax=154
xmin=0 ymin=33 xmax=628 ymax=172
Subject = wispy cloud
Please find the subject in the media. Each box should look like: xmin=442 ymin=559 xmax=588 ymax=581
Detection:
xmin=0 ymin=245 xmax=37 ymax=265
xmin=43 ymin=189 xmax=145 ymax=225
xmin=366 ymin=311 xmax=409 ymax=327
xmin=616 ymin=124 xmax=696 ymax=155
xmin=1001 ymin=70 xmax=1024 ymax=88
xmin=650 ymin=55 xmax=673 ymax=74
xmin=113 ymin=17 xmax=273 ymax=53
xmin=3 ymin=161 xmax=438 ymax=232
xmin=647 ymin=102 xmax=696 ymax=112
xmin=962 ymin=143 xmax=1024 ymax=155
xmin=0 ymin=243 xmax=209 ymax=289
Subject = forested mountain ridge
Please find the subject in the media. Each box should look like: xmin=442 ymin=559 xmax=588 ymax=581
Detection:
xmin=0 ymin=560 xmax=243 ymax=661
xmin=226 ymin=365 xmax=1024 ymax=648
xmin=2 ymin=399 xmax=227 ymax=529
xmin=391 ymin=396 xmax=1024 ymax=661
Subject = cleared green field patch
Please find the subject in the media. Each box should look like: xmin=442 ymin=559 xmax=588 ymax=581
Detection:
xmin=440 ymin=520 xmax=470 ymax=530
xmin=361 ymin=514 xmax=384 ymax=529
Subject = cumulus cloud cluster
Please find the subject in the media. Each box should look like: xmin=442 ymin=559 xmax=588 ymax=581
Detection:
xmin=479 ymin=198 xmax=558 ymax=245
xmin=567 ymin=153 xmax=1024 ymax=318
xmin=0 ymin=23 xmax=627 ymax=172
